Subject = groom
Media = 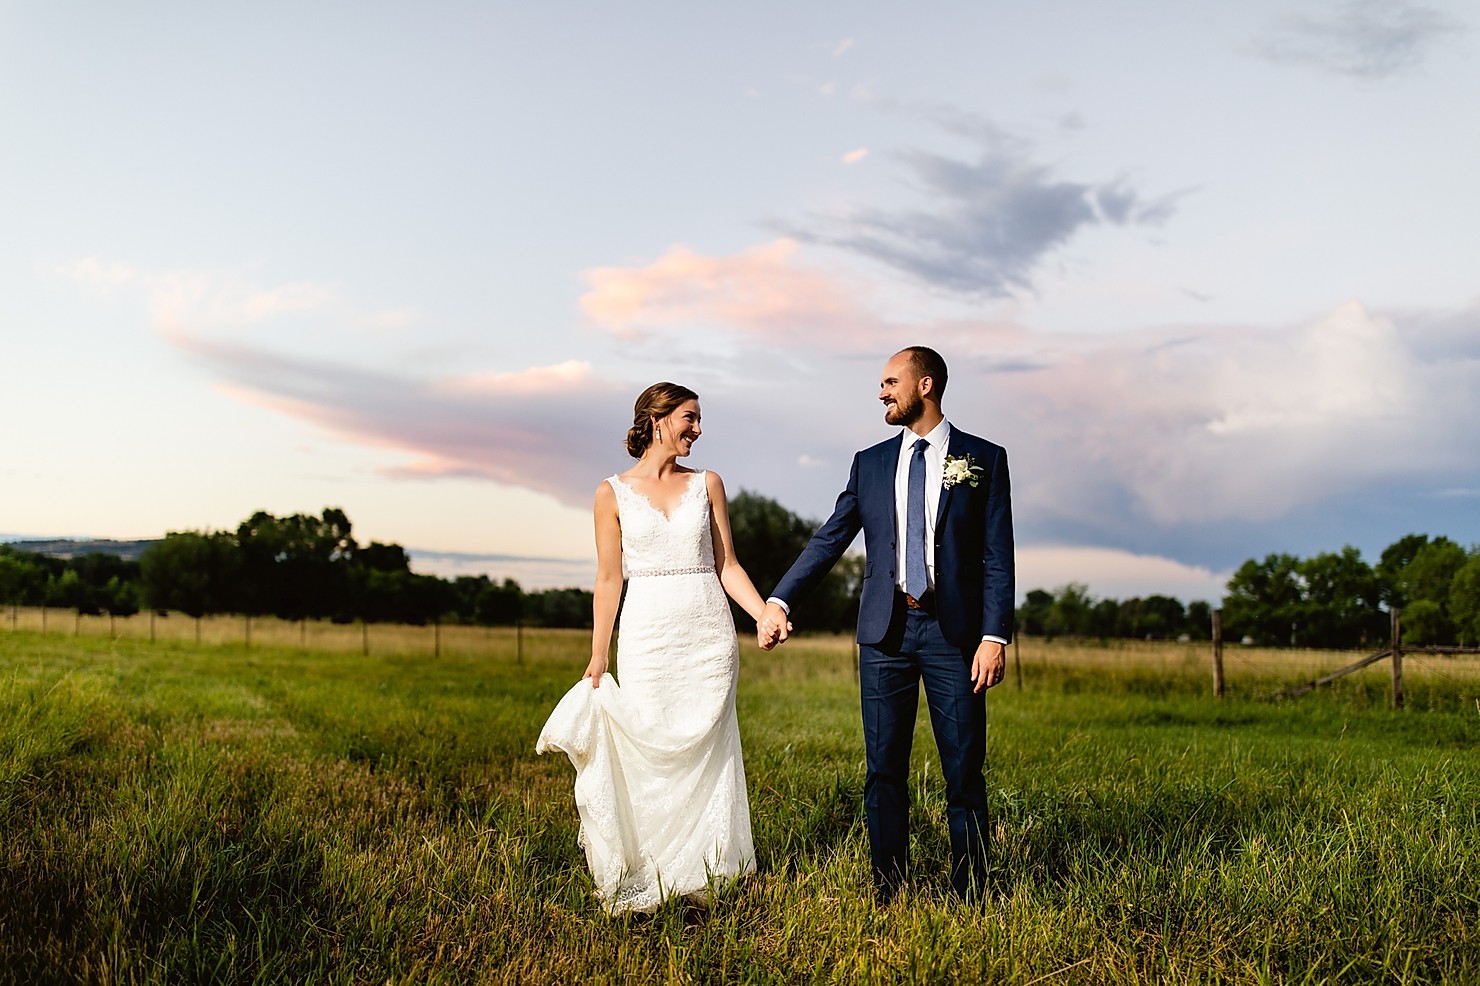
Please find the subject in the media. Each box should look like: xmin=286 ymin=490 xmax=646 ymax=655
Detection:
xmin=760 ymin=346 xmax=1014 ymax=902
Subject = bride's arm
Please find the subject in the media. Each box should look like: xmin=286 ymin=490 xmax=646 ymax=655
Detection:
xmin=707 ymin=471 xmax=769 ymax=624
xmin=586 ymin=482 xmax=623 ymax=686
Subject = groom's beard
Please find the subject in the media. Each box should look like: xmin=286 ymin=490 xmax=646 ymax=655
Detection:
xmin=884 ymin=391 xmax=924 ymax=427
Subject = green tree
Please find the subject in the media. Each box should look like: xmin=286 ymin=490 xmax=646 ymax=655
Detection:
xmin=1400 ymin=599 xmax=1449 ymax=645
xmin=1088 ymin=598 xmax=1119 ymax=638
xmin=1222 ymin=553 xmax=1304 ymax=646
xmin=354 ymin=541 xmax=411 ymax=573
xmin=1401 ymin=538 xmax=1467 ymax=606
xmin=1377 ymin=533 xmax=1431 ymax=607
xmin=103 ymin=576 xmax=140 ymax=617
xmin=1184 ymin=600 xmax=1213 ymax=640
xmin=525 ymin=587 xmax=595 ymax=629
xmin=449 ymin=575 xmax=523 ymax=625
xmin=47 ymin=569 xmax=99 ymax=614
xmin=726 ymin=489 xmax=862 ymax=634
xmin=0 ymin=548 xmax=49 ymax=605
xmin=140 ymin=532 xmax=240 ymax=618
xmin=1450 ymin=553 xmax=1480 ymax=647
xmin=1016 ymin=589 xmax=1054 ymax=637
xmin=727 ymin=490 xmax=817 ymax=593
xmin=1137 ymin=595 xmax=1187 ymax=639
xmin=236 ymin=508 xmax=357 ymax=619
xmin=1296 ymin=546 xmax=1383 ymax=648
xmin=1047 ymin=583 xmax=1094 ymax=638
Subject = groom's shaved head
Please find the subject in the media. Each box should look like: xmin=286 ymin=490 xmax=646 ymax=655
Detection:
xmin=897 ymin=346 xmax=948 ymax=400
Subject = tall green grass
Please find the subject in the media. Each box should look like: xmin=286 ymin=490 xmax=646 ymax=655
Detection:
xmin=2 ymin=629 xmax=1477 ymax=984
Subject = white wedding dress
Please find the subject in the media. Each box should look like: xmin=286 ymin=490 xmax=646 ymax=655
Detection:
xmin=536 ymin=470 xmax=755 ymax=914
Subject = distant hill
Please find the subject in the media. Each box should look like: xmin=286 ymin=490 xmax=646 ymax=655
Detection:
xmin=5 ymin=538 xmax=159 ymax=562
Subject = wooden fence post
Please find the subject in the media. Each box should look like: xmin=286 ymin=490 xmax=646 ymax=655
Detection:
xmin=434 ymin=620 xmax=441 ymax=659
xmin=1013 ymin=635 xmax=1022 ymax=691
xmin=362 ymin=621 xmax=370 ymax=656
xmin=149 ymin=610 xmax=156 ymax=644
xmin=1391 ymin=607 xmax=1403 ymax=710
xmin=516 ymin=620 xmax=524 ymax=665
xmin=245 ymin=615 xmax=252 ymax=649
xmin=1212 ymin=609 xmax=1225 ymax=699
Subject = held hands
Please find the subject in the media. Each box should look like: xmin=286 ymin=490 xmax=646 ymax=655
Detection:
xmin=756 ymin=601 xmax=792 ymax=650
xmin=583 ymin=652 xmax=609 ymax=687
xmin=970 ymin=640 xmax=1006 ymax=693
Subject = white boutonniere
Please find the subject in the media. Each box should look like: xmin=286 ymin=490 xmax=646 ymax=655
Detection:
xmin=942 ymin=453 xmax=983 ymax=489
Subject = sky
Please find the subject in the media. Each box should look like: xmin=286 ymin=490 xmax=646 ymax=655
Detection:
xmin=3 ymin=1 xmax=1478 ymax=603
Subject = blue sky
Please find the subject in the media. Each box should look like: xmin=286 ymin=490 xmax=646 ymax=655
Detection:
xmin=3 ymin=1 xmax=1478 ymax=601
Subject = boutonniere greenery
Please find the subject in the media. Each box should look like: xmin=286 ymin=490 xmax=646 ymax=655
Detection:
xmin=942 ymin=453 xmax=984 ymax=489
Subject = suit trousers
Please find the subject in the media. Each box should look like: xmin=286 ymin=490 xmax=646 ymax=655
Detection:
xmin=858 ymin=600 xmax=989 ymax=899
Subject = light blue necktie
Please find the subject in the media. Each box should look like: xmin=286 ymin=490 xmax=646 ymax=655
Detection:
xmin=906 ymin=437 xmax=929 ymax=598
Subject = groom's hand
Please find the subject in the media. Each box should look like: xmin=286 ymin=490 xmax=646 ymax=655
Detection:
xmin=758 ymin=602 xmax=792 ymax=650
xmin=970 ymin=640 xmax=1006 ymax=693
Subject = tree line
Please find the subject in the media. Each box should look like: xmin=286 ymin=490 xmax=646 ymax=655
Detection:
xmin=1016 ymin=585 xmax=1213 ymax=642
xmin=0 ymin=496 xmax=863 ymax=633
xmin=0 ymin=509 xmax=587 ymax=628
xmin=1013 ymin=534 xmax=1479 ymax=649
xmin=1221 ymin=535 xmax=1480 ymax=648
xmin=4 ymin=504 xmax=1475 ymax=648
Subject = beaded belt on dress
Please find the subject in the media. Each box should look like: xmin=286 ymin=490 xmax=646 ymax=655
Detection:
xmin=626 ymin=565 xmax=715 ymax=579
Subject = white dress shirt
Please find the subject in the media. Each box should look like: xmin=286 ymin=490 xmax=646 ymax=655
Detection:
xmin=895 ymin=419 xmax=949 ymax=594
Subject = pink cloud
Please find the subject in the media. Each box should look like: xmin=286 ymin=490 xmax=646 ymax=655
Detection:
xmin=579 ymin=239 xmax=895 ymax=347
xmin=202 ymin=344 xmax=628 ymax=508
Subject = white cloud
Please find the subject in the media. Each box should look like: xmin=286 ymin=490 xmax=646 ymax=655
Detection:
xmin=841 ymin=147 xmax=869 ymax=165
xmin=995 ymin=300 xmax=1480 ymax=531
xmin=1018 ymin=545 xmax=1229 ymax=603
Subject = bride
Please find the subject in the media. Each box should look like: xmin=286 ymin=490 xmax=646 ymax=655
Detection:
xmin=536 ymin=382 xmax=780 ymax=914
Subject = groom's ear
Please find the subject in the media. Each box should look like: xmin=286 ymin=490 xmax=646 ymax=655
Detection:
xmin=919 ymin=375 xmax=937 ymax=399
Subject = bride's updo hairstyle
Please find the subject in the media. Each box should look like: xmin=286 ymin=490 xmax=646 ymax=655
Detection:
xmin=626 ymin=382 xmax=699 ymax=458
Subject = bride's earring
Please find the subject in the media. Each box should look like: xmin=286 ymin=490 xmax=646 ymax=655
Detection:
xmin=655 ymin=425 xmax=662 ymax=442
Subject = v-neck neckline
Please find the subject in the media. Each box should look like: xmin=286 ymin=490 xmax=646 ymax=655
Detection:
xmin=613 ymin=471 xmax=703 ymax=522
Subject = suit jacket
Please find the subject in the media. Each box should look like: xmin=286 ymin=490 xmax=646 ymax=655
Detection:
xmin=773 ymin=426 xmax=1014 ymax=649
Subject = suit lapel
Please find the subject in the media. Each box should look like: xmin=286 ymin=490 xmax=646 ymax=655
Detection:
xmin=935 ymin=430 xmax=955 ymax=526
xmin=882 ymin=434 xmax=903 ymax=537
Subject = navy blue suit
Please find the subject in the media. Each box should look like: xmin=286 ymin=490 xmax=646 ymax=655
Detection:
xmin=773 ymin=426 xmax=1014 ymax=897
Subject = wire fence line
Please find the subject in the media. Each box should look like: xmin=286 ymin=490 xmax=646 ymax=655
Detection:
xmin=6 ymin=604 xmax=1478 ymax=705
xmin=1 ymin=605 xmax=548 ymax=662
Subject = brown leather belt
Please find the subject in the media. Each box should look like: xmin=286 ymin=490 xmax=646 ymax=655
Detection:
xmin=901 ymin=590 xmax=935 ymax=611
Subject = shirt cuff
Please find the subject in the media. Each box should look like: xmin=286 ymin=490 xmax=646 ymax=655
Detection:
xmin=766 ymin=596 xmax=791 ymax=615
xmin=981 ymin=635 xmax=1007 ymax=645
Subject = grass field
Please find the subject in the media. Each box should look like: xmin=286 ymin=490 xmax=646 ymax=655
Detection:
xmin=2 ymin=619 xmax=1478 ymax=984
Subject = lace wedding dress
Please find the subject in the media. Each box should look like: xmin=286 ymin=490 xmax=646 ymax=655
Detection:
xmin=536 ymin=470 xmax=755 ymax=913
